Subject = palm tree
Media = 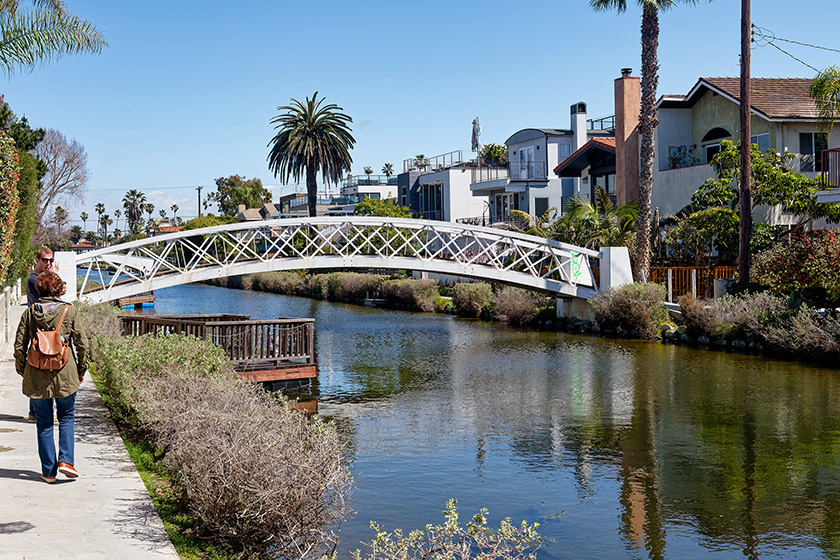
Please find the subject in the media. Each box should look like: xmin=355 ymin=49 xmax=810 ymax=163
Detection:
xmin=54 ymin=205 xmax=67 ymax=237
xmin=122 ymin=189 xmax=146 ymax=235
xmin=94 ymin=201 xmax=104 ymax=236
xmin=113 ymin=208 xmax=121 ymax=231
xmin=143 ymin=202 xmax=155 ymax=234
xmin=267 ymin=92 xmax=355 ymax=217
xmin=99 ymin=213 xmax=111 ymax=244
xmin=553 ymin=186 xmax=639 ymax=250
xmin=69 ymin=224 xmax=82 ymax=243
xmin=382 ymin=163 xmax=394 ymax=178
xmin=0 ymin=1 xmax=107 ymax=76
xmin=590 ymin=0 xmax=700 ymax=280
xmin=79 ymin=210 xmax=87 ymax=230
xmin=508 ymin=207 xmax=558 ymax=238
xmin=810 ymin=66 xmax=840 ymax=140
xmin=170 ymin=203 xmax=178 ymax=221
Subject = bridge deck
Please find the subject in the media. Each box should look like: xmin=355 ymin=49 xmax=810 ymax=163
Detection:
xmin=120 ymin=314 xmax=317 ymax=387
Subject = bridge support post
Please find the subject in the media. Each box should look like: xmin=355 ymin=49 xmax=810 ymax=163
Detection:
xmin=55 ymin=251 xmax=77 ymax=302
xmin=598 ymin=247 xmax=633 ymax=291
xmin=556 ymin=297 xmax=594 ymax=322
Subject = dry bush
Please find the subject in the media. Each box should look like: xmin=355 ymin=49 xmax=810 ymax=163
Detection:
xmin=381 ymin=278 xmax=438 ymax=312
xmin=77 ymin=302 xmax=124 ymax=340
xmin=337 ymin=272 xmax=384 ymax=302
xmin=306 ymin=274 xmax=331 ymax=300
xmin=493 ymin=287 xmax=540 ymax=326
xmin=679 ymin=293 xmax=787 ymax=340
xmin=758 ymin=306 xmax=840 ymax=359
xmin=94 ymin=335 xmax=352 ymax=559
xmin=592 ymin=283 xmax=668 ymax=339
xmin=250 ymin=271 xmax=307 ymax=295
xmin=452 ymin=282 xmax=492 ymax=318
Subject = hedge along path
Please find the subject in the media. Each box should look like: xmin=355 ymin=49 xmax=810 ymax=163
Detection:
xmin=93 ymin=333 xmax=352 ymax=560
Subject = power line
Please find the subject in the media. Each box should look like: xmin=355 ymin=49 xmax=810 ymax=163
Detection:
xmin=766 ymin=40 xmax=819 ymax=72
xmin=752 ymin=24 xmax=837 ymax=72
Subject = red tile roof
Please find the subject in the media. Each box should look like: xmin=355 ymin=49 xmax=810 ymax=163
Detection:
xmin=154 ymin=226 xmax=183 ymax=234
xmin=553 ymin=137 xmax=616 ymax=174
xmin=71 ymin=239 xmax=95 ymax=248
xmin=674 ymin=78 xmax=818 ymax=120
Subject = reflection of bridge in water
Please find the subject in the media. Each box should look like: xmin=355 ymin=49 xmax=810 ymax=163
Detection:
xmin=68 ymin=217 xmax=631 ymax=304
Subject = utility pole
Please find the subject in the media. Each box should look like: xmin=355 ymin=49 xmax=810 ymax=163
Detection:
xmin=196 ymin=186 xmax=203 ymax=217
xmin=738 ymin=0 xmax=752 ymax=284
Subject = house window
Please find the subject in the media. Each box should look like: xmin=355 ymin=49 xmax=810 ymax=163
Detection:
xmin=534 ymin=197 xmax=549 ymax=218
xmin=419 ymin=183 xmax=443 ymax=221
xmin=495 ymin=193 xmax=515 ymax=222
xmin=701 ymin=127 xmax=731 ymax=164
xmin=558 ymin=143 xmax=571 ymax=162
xmin=800 ymin=132 xmax=829 ymax=172
xmin=704 ymin=144 xmax=722 ymax=164
xmin=750 ymin=133 xmax=770 ymax=152
xmin=516 ymin=146 xmax=535 ymax=180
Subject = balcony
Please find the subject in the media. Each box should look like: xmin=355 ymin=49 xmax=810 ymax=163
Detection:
xmin=403 ymin=149 xmax=476 ymax=173
xmin=342 ymin=174 xmax=398 ymax=189
xmin=587 ymin=114 xmax=615 ymax=132
xmin=823 ymin=148 xmax=840 ymax=187
xmin=510 ymin=160 xmax=547 ymax=181
xmin=471 ymin=166 xmax=509 ymax=184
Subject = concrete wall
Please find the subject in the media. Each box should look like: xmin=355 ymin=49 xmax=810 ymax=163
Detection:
xmin=690 ymin=90 xmax=775 ymax=160
xmin=656 ymin=107 xmax=693 ymax=170
xmin=652 ymin=163 xmax=715 ymax=217
xmin=418 ymin=168 xmax=485 ymax=222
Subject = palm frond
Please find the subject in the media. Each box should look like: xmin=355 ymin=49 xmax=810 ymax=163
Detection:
xmin=0 ymin=7 xmax=105 ymax=75
xmin=811 ymin=66 xmax=840 ymax=138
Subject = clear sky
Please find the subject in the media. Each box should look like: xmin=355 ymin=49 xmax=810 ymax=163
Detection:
xmin=2 ymin=0 xmax=839 ymax=227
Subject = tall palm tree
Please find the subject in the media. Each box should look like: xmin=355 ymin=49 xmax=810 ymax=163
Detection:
xmin=113 ymin=207 xmax=121 ymax=231
xmin=590 ymin=0 xmax=700 ymax=280
xmin=122 ymin=189 xmax=146 ymax=235
xmin=810 ymin=66 xmax=840 ymax=140
xmin=382 ymin=163 xmax=394 ymax=178
xmin=170 ymin=203 xmax=178 ymax=221
xmin=0 ymin=0 xmax=106 ymax=75
xmin=267 ymin=92 xmax=355 ymax=217
xmin=99 ymin=213 xmax=111 ymax=244
xmin=79 ymin=210 xmax=87 ymax=230
xmin=94 ymin=201 xmax=104 ymax=236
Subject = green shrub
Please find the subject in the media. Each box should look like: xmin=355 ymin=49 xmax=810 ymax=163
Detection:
xmin=757 ymin=306 xmax=840 ymax=359
xmin=94 ymin=334 xmax=351 ymax=559
xmin=753 ymin=230 xmax=840 ymax=308
xmin=452 ymin=282 xmax=492 ymax=318
xmin=381 ymin=278 xmax=438 ymax=312
xmin=493 ymin=287 xmax=541 ymax=326
xmin=434 ymin=296 xmax=452 ymax=313
xmin=591 ymin=283 xmax=668 ymax=339
xmin=77 ymin=302 xmax=124 ymax=347
xmin=679 ymin=293 xmax=786 ymax=340
xmin=250 ymin=271 xmax=307 ymax=295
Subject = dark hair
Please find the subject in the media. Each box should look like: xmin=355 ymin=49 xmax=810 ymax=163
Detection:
xmin=34 ymin=271 xmax=65 ymax=298
xmin=35 ymin=246 xmax=53 ymax=260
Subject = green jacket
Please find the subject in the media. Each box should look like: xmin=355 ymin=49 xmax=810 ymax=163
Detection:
xmin=14 ymin=297 xmax=89 ymax=399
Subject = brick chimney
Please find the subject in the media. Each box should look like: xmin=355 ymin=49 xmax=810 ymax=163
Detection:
xmin=615 ymin=68 xmax=640 ymax=206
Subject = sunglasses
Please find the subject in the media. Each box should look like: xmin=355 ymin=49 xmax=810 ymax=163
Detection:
xmin=39 ymin=257 xmax=54 ymax=263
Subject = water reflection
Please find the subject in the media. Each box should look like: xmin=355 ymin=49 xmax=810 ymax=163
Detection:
xmin=151 ymin=283 xmax=840 ymax=559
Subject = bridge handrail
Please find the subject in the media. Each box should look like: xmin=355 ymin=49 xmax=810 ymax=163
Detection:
xmin=77 ymin=217 xmax=601 ymax=261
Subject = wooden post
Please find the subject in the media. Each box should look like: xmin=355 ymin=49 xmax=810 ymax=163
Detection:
xmin=738 ymin=0 xmax=752 ymax=284
xmin=667 ymin=268 xmax=673 ymax=303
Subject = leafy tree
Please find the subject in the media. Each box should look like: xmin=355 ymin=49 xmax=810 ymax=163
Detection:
xmin=182 ymin=214 xmax=235 ymax=231
xmin=0 ymin=0 xmax=106 ymax=75
xmin=381 ymin=162 xmax=394 ymax=177
xmin=810 ymin=66 xmax=840 ymax=137
xmin=268 ymin=92 xmax=355 ymax=217
xmin=205 ymin=175 xmax=271 ymax=216
xmin=353 ymin=197 xmax=412 ymax=218
xmin=79 ymin=210 xmax=87 ymax=229
xmin=122 ymin=189 xmax=146 ymax=234
xmin=590 ymin=0 xmax=706 ymax=281
xmin=480 ymin=142 xmax=509 ymax=166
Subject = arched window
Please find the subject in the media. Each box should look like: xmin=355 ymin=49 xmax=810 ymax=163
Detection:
xmin=701 ymin=127 xmax=731 ymax=163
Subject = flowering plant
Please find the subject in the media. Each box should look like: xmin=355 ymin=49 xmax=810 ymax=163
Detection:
xmin=0 ymin=131 xmax=19 ymax=282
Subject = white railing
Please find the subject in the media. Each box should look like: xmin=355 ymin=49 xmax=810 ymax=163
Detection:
xmin=75 ymin=217 xmax=601 ymax=303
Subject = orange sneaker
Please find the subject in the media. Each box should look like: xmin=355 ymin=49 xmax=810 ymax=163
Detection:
xmin=58 ymin=462 xmax=78 ymax=478
xmin=40 ymin=475 xmax=56 ymax=483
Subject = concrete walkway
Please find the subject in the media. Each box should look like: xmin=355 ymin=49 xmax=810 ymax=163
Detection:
xmin=0 ymin=303 xmax=178 ymax=559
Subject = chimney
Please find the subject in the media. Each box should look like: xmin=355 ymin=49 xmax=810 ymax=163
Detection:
xmin=570 ymin=102 xmax=588 ymax=151
xmin=614 ymin=68 xmax=640 ymax=206
xmin=237 ymin=203 xmax=246 ymax=214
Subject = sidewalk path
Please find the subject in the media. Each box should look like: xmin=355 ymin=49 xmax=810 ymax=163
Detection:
xmin=0 ymin=303 xmax=178 ymax=560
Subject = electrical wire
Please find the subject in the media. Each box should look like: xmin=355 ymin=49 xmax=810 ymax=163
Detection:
xmin=752 ymin=24 xmax=837 ymax=72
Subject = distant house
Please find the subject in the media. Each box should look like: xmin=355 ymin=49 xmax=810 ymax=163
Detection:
xmin=151 ymin=225 xmax=184 ymax=236
xmin=70 ymin=239 xmax=96 ymax=253
xmin=653 ymin=77 xmax=840 ymax=223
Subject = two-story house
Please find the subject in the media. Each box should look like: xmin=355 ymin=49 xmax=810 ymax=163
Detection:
xmin=653 ymin=77 xmax=840 ymax=223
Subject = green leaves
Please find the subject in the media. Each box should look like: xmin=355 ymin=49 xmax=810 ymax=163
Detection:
xmin=810 ymin=66 xmax=840 ymax=138
xmin=0 ymin=4 xmax=106 ymax=75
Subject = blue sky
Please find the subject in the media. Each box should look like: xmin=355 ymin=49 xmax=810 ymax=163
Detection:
xmin=3 ymin=0 xmax=839 ymax=227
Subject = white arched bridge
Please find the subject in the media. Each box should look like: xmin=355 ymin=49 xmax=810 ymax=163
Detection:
xmin=70 ymin=217 xmax=629 ymax=304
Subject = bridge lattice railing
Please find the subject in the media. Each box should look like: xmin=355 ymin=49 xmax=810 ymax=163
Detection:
xmin=77 ymin=217 xmax=599 ymax=300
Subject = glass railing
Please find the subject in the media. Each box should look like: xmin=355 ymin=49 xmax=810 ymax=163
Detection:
xmin=510 ymin=161 xmax=547 ymax=181
xmin=342 ymin=175 xmax=398 ymax=188
xmin=471 ymin=166 xmax=509 ymax=184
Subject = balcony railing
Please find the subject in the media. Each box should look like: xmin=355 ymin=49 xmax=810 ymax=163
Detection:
xmin=403 ymin=149 xmax=475 ymax=173
xmin=342 ymin=174 xmax=398 ymax=189
xmin=510 ymin=161 xmax=547 ymax=181
xmin=822 ymin=148 xmax=840 ymax=187
xmin=587 ymin=115 xmax=615 ymax=131
xmin=471 ymin=166 xmax=509 ymax=184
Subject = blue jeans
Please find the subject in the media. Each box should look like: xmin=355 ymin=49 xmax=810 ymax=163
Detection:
xmin=30 ymin=394 xmax=76 ymax=477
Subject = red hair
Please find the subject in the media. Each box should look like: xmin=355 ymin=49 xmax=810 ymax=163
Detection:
xmin=34 ymin=271 xmax=65 ymax=298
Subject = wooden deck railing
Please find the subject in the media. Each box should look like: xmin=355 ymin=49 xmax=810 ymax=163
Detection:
xmin=120 ymin=314 xmax=315 ymax=369
xmin=649 ymin=266 xmax=738 ymax=301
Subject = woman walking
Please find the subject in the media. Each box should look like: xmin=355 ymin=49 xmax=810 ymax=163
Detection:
xmin=14 ymin=271 xmax=88 ymax=483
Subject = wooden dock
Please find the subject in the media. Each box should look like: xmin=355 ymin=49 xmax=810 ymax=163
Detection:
xmin=121 ymin=314 xmax=317 ymax=387
xmin=117 ymin=291 xmax=155 ymax=309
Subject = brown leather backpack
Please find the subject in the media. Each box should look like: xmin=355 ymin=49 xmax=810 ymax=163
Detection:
xmin=27 ymin=304 xmax=70 ymax=371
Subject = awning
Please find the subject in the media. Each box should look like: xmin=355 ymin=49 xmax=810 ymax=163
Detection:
xmin=554 ymin=138 xmax=616 ymax=177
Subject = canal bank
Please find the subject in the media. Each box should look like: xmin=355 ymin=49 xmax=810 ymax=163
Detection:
xmin=0 ymin=303 xmax=178 ymax=560
xmin=150 ymin=282 xmax=840 ymax=560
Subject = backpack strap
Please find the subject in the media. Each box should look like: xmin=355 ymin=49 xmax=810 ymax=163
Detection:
xmin=55 ymin=304 xmax=69 ymax=331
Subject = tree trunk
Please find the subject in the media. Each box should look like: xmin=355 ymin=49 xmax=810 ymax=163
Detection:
xmin=306 ymin=165 xmax=318 ymax=218
xmin=738 ymin=0 xmax=752 ymax=284
xmin=635 ymin=5 xmax=659 ymax=283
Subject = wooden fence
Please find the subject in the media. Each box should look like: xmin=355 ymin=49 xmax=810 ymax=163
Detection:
xmin=648 ymin=266 xmax=737 ymax=302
